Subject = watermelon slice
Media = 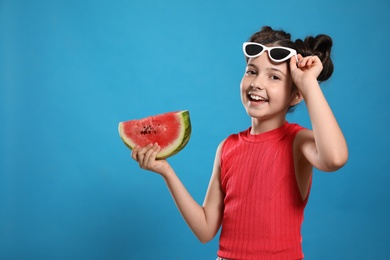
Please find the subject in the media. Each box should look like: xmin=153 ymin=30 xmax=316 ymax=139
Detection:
xmin=118 ymin=110 xmax=191 ymax=159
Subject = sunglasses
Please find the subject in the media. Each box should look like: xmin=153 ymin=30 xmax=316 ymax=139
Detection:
xmin=243 ymin=42 xmax=298 ymax=63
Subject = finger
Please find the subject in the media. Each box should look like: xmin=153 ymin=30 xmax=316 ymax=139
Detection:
xmin=307 ymin=56 xmax=316 ymax=67
xmin=311 ymin=56 xmax=321 ymax=67
xmin=298 ymin=56 xmax=309 ymax=68
xmin=290 ymin=54 xmax=299 ymax=69
xmin=299 ymin=59 xmax=311 ymax=69
xmin=301 ymin=55 xmax=319 ymax=68
xmin=136 ymin=143 xmax=153 ymax=163
xmin=152 ymin=143 xmax=162 ymax=160
xmin=146 ymin=144 xmax=162 ymax=167
xmin=131 ymin=145 xmax=139 ymax=161
xmin=143 ymin=143 xmax=159 ymax=166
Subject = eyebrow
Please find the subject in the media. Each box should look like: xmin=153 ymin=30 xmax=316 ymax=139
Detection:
xmin=247 ymin=63 xmax=287 ymax=77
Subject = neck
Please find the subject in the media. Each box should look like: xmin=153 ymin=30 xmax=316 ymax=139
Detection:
xmin=250 ymin=117 xmax=286 ymax=135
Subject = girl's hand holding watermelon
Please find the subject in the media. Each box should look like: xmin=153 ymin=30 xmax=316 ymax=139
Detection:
xmin=120 ymin=110 xmax=192 ymax=176
xmin=131 ymin=143 xmax=172 ymax=176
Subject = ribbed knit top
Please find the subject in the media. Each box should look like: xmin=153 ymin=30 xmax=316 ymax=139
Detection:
xmin=217 ymin=122 xmax=309 ymax=260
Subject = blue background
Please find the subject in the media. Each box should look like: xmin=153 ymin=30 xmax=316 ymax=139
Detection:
xmin=1 ymin=0 xmax=389 ymax=259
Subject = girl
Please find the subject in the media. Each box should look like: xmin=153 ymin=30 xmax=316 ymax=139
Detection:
xmin=131 ymin=26 xmax=348 ymax=260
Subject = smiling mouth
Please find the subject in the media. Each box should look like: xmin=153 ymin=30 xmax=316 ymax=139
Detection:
xmin=248 ymin=93 xmax=268 ymax=102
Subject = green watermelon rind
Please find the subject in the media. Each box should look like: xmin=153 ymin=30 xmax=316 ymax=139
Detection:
xmin=118 ymin=110 xmax=191 ymax=159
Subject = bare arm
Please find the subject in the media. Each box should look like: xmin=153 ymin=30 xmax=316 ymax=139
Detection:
xmin=290 ymin=55 xmax=348 ymax=172
xmin=131 ymin=142 xmax=225 ymax=243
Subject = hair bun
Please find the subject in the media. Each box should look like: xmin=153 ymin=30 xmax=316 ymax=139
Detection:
xmin=295 ymin=34 xmax=334 ymax=81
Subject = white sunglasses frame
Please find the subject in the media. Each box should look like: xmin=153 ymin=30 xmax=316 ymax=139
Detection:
xmin=243 ymin=42 xmax=298 ymax=63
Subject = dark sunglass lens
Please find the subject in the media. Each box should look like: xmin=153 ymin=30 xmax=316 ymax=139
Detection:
xmin=245 ymin=44 xmax=263 ymax=56
xmin=270 ymin=48 xmax=291 ymax=60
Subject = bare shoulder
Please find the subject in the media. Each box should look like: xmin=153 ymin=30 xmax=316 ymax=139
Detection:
xmin=293 ymin=128 xmax=318 ymax=171
xmin=214 ymin=138 xmax=227 ymax=164
xmin=217 ymin=138 xmax=227 ymax=152
xmin=295 ymin=129 xmax=315 ymax=145
xmin=294 ymin=129 xmax=315 ymax=158
xmin=293 ymin=128 xmax=315 ymax=165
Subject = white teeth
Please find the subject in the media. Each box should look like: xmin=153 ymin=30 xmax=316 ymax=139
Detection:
xmin=250 ymin=94 xmax=266 ymax=101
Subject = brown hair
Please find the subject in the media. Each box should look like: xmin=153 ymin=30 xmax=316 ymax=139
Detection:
xmin=247 ymin=26 xmax=334 ymax=82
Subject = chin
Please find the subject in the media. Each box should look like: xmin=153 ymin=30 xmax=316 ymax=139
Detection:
xmin=244 ymin=107 xmax=266 ymax=119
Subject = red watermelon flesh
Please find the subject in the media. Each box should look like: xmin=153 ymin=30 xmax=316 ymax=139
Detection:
xmin=118 ymin=110 xmax=191 ymax=159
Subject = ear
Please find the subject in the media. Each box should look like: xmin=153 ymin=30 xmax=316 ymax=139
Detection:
xmin=289 ymin=91 xmax=303 ymax=107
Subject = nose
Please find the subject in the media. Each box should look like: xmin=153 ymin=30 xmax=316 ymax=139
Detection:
xmin=250 ymin=78 xmax=264 ymax=90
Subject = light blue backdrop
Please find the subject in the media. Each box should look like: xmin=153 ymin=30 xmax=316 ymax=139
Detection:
xmin=1 ymin=0 xmax=389 ymax=259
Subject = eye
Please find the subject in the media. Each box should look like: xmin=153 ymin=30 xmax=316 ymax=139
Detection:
xmin=245 ymin=69 xmax=257 ymax=76
xmin=270 ymin=75 xmax=281 ymax=80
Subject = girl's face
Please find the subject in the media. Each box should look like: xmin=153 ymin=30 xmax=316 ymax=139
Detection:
xmin=240 ymin=50 xmax=299 ymax=125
